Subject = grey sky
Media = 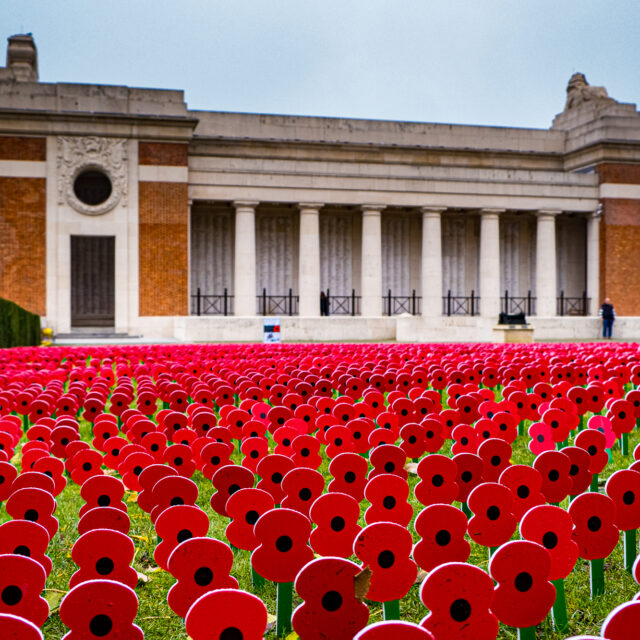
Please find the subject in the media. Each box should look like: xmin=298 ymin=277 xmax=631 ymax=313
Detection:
xmin=2 ymin=1 xmax=638 ymax=129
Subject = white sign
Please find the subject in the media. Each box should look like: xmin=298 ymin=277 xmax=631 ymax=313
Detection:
xmin=263 ymin=317 xmax=281 ymax=343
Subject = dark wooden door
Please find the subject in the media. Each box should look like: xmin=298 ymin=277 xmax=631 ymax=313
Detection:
xmin=71 ymin=236 xmax=115 ymax=327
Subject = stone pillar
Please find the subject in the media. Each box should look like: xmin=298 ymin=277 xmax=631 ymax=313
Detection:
xmin=421 ymin=207 xmax=446 ymax=316
xmin=586 ymin=208 xmax=601 ymax=315
xmin=298 ymin=203 xmax=322 ymax=316
xmin=479 ymin=209 xmax=504 ymax=318
xmin=536 ymin=210 xmax=561 ymax=316
xmin=233 ymin=200 xmax=258 ymax=316
xmin=361 ymin=205 xmax=385 ymax=316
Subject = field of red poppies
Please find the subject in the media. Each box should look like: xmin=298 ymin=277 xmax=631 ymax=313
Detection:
xmin=0 ymin=342 xmax=640 ymax=639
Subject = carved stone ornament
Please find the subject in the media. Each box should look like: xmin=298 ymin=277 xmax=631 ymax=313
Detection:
xmin=564 ymin=73 xmax=615 ymax=111
xmin=57 ymin=136 xmax=128 ymax=215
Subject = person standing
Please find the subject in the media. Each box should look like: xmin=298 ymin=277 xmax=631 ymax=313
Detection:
xmin=599 ymin=297 xmax=615 ymax=338
xmin=320 ymin=291 xmax=329 ymax=316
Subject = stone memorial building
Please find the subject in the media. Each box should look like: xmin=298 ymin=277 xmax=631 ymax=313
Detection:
xmin=1 ymin=34 xmax=639 ymax=341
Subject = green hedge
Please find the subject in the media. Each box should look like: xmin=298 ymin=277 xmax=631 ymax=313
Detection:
xmin=0 ymin=297 xmax=41 ymax=348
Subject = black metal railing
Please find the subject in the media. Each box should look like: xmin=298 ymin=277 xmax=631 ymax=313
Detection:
xmin=501 ymin=290 xmax=536 ymax=316
xmin=257 ymin=288 xmax=299 ymax=316
xmin=192 ymin=288 xmax=233 ymax=316
xmin=325 ymin=289 xmax=360 ymax=316
xmin=557 ymin=290 xmax=589 ymax=316
xmin=442 ymin=290 xmax=478 ymax=316
xmin=383 ymin=290 xmax=421 ymax=316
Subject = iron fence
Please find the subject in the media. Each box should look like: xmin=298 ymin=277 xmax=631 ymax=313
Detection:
xmin=383 ymin=290 xmax=421 ymax=316
xmin=257 ymin=288 xmax=299 ymax=316
xmin=324 ymin=289 xmax=360 ymax=316
xmin=501 ymin=290 xmax=536 ymax=316
xmin=442 ymin=290 xmax=478 ymax=316
xmin=557 ymin=290 xmax=589 ymax=316
xmin=192 ymin=288 xmax=233 ymax=316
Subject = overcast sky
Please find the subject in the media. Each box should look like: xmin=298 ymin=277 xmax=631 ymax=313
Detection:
xmin=2 ymin=1 xmax=638 ymax=129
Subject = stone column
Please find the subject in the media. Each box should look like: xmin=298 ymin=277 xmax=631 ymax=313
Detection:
xmin=361 ymin=205 xmax=385 ymax=316
xmin=536 ymin=210 xmax=561 ymax=316
xmin=421 ymin=207 xmax=446 ymax=316
xmin=233 ymin=200 xmax=258 ymax=316
xmin=479 ymin=209 xmax=504 ymax=318
xmin=298 ymin=203 xmax=322 ymax=316
xmin=586 ymin=207 xmax=601 ymax=315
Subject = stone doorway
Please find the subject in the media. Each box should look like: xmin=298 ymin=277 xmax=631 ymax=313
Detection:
xmin=70 ymin=235 xmax=115 ymax=327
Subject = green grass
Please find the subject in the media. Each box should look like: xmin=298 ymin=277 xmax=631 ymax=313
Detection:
xmin=5 ymin=406 xmax=640 ymax=639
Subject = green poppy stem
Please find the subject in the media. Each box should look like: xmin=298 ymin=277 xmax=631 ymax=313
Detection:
xmin=551 ymin=578 xmax=568 ymax=632
xmin=251 ymin=566 xmax=265 ymax=588
xmin=383 ymin=599 xmax=400 ymax=620
xmin=517 ymin=626 xmax=537 ymax=640
xmin=621 ymin=432 xmax=629 ymax=456
xmin=624 ymin=529 xmax=637 ymax=573
xmin=590 ymin=557 xmax=605 ymax=597
xmin=276 ymin=581 xmax=293 ymax=637
xmin=590 ymin=473 xmax=599 ymax=492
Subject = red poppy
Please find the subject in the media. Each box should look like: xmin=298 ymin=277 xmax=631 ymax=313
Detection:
xmin=150 ymin=475 xmax=199 ymax=523
xmin=489 ymin=540 xmax=556 ymax=629
xmin=292 ymin=557 xmax=370 ymax=640
xmin=256 ymin=454 xmax=294 ymax=506
xmin=369 ymin=444 xmax=407 ymax=480
xmin=467 ymin=482 xmax=517 ymax=548
xmin=414 ymin=454 xmax=459 ymax=507
xmin=605 ymin=469 xmax=640 ymax=531
xmin=420 ymin=561 xmax=498 ymax=640
xmin=574 ymin=429 xmax=609 ymax=475
xmin=163 ymin=443 xmax=196 ymax=478
xmin=136 ymin=464 xmax=177 ymax=514
xmin=607 ymin=399 xmax=636 ymax=438
xmin=200 ymin=441 xmax=234 ymax=480
xmin=477 ymin=438 xmax=512 ymax=483
xmin=11 ymin=470 xmax=54 ymax=495
xmin=413 ymin=504 xmax=470 ymax=571
xmin=0 ymin=613 xmax=43 ymax=639
xmin=0 ymin=519 xmax=52 ymax=575
xmin=70 ymin=528 xmax=137 ymax=589
xmin=309 ymin=492 xmax=362 ymax=558
xmin=211 ymin=465 xmax=254 ymax=517
xmin=499 ymin=464 xmax=546 ymax=521
xmin=0 ymin=462 xmax=17 ymax=502
xmin=6 ymin=487 xmax=58 ymax=539
xmin=601 ymin=601 xmax=640 ymax=640
xmin=185 ymin=589 xmax=268 ymax=640
xmin=225 ymin=487 xmax=275 ymax=551
xmin=365 ymin=473 xmax=413 ymax=527
xmin=420 ymin=418 xmax=445 ymax=453
xmin=588 ymin=415 xmax=617 ymax=449
xmin=153 ymin=504 xmax=210 ymax=571
xmin=77 ymin=506 xmax=131 ymax=536
xmin=0 ymin=555 xmax=48 ymax=626
xmin=353 ymin=521 xmax=417 ymax=602
xmin=533 ymin=450 xmax=573 ymax=504
xmin=520 ymin=505 xmax=578 ymax=580
xmin=528 ymin=422 xmax=555 ymax=456
xmin=79 ymin=474 xmax=126 ymax=518
xmin=251 ymin=507 xmax=314 ymax=583
xmin=453 ymin=453 xmax=485 ymax=504
xmin=328 ymin=452 xmax=369 ymax=503
xmin=291 ymin=434 xmax=322 ymax=469
xmin=59 ymin=579 xmax=143 ymax=640
xmin=281 ymin=467 xmax=325 ymax=517
xmin=564 ymin=446 xmax=593 ymax=496
xmin=568 ymin=492 xmax=619 ymax=560
xmin=167 ymin=537 xmax=238 ymax=618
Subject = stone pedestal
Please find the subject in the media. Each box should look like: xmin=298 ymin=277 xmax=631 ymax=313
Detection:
xmin=492 ymin=324 xmax=535 ymax=343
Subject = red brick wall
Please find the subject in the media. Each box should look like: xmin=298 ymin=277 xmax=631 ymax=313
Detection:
xmin=139 ymin=142 xmax=188 ymax=166
xmin=0 ymin=177 xmax=46 ymax=315
xmin=596 ymin=164 xmax=640 ymax=315
xmin=0 ymin=136 xmax=46 ymax=162
xmin=138 ymin=181 xmax=188 ymax=316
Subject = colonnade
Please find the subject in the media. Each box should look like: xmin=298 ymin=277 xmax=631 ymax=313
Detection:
xmin=225 ymin=201 xmax=600 ymax=317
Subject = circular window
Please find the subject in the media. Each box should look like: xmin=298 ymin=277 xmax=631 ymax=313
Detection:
xmin=73 ymin=170 xmax=112 ymax=206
